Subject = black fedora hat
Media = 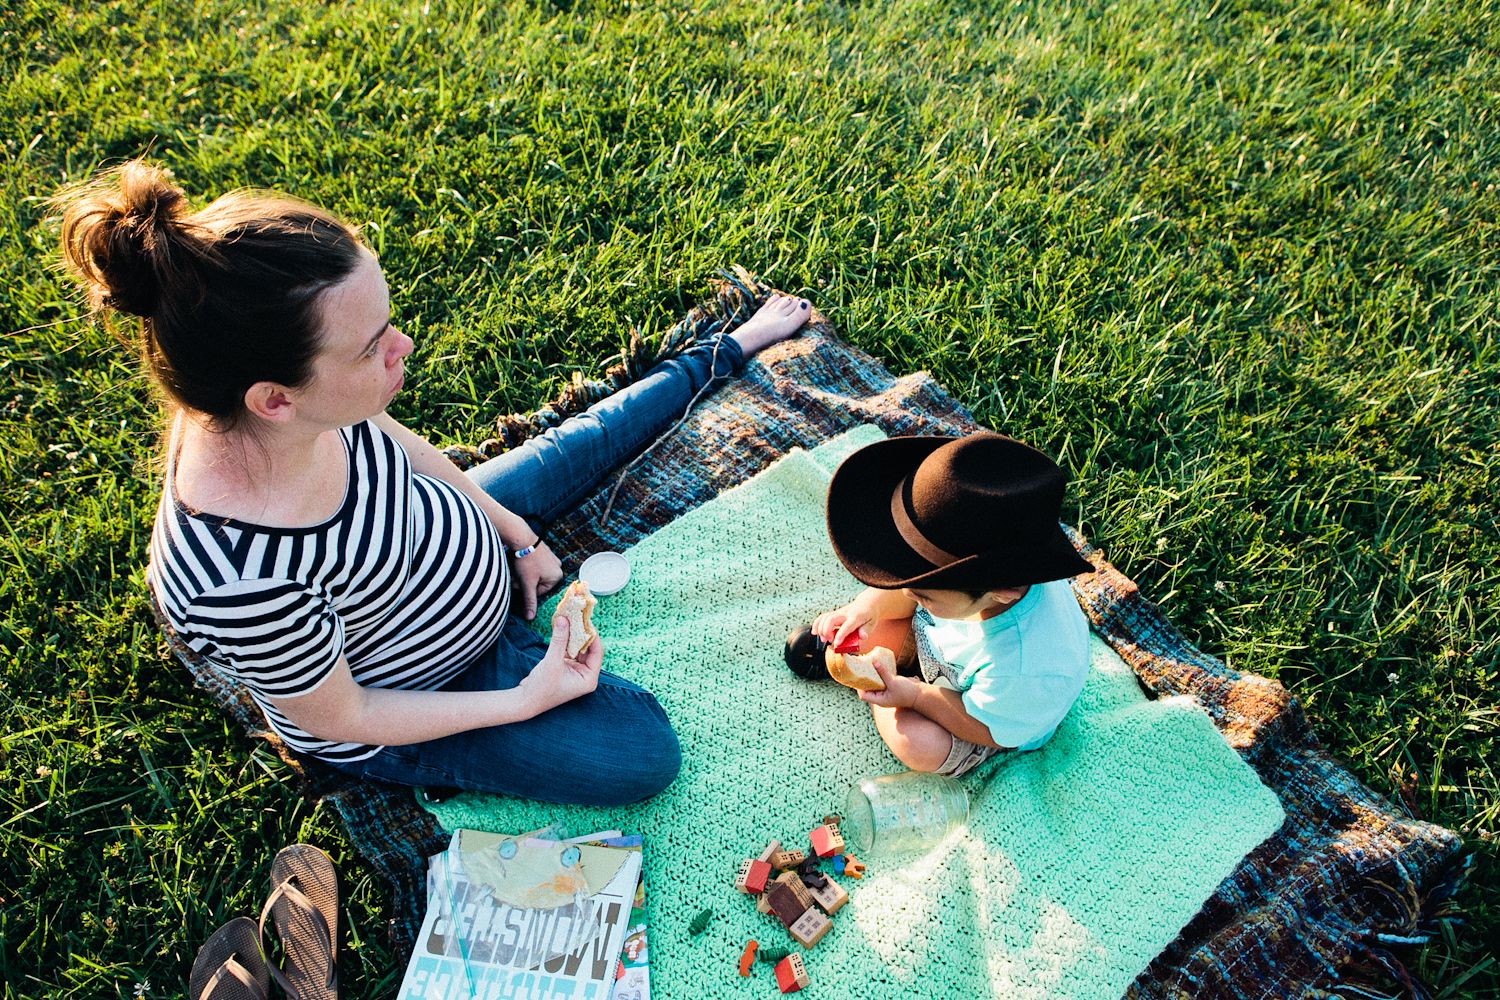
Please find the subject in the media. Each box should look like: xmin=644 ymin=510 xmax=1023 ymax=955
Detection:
xmin=826 ymin=432 xmax=1093 ymax=591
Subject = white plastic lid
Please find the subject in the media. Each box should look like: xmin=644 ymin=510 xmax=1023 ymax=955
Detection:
xmin=578 ymin=551 xmax=631 ymax=596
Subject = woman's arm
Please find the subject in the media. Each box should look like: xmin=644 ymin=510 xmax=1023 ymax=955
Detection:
xmin=371 ymin=411 xmax=564 ymax=618
xmin=371 ymin=411 xmax=533 ymax=544
xmin=271 ymin=617 xmax=601 ymax=747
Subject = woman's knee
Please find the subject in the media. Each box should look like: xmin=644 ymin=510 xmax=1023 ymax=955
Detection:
xmin=592 ymin=715 xmax=681 ymax=805
xmin=557 ymin=683 xmax=680 ymax=804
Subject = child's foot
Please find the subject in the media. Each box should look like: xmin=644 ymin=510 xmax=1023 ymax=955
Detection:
xmin=784 ymin=624 xmax=832 ymax=681
xmin=731 ymin=293 xmax=812 ymax=356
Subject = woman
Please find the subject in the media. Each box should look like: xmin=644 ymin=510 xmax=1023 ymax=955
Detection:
xmin=58 ymin=160 xmax=809 ymax=805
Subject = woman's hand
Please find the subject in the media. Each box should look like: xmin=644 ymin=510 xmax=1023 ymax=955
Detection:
xmin=519 ymin=617 xmax=603 ymax=716
xmin=510 ymin=541 xmax=564 ymax=620
xmin=813 ymin=589 xmax=885 ymax=649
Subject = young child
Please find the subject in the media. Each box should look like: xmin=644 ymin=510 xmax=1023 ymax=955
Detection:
xmin=785 ymin=432 xmax=1095 ymax=778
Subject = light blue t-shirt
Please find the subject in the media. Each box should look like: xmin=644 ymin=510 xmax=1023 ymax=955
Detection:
xmin=914 ymin=579 xmax=1090 ymax=751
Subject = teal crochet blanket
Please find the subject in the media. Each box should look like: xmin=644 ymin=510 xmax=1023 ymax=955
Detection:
xmin=426 ymin=426 xmax=1285 ymax=999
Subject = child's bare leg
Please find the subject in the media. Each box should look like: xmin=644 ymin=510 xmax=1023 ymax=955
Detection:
xmin=869 ymin=704 xmax=951 ymax=772
xmin=861 ymin=617 xmax=917 ymax=673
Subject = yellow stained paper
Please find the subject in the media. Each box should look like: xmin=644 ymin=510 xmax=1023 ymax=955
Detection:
xmin=458 ymin=829 xmax=630 ymax=909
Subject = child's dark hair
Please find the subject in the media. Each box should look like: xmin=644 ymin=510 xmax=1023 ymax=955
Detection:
xmin=54 ymin=159 xmax=366 ymax=430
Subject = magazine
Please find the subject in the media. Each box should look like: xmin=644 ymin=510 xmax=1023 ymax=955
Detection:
xmin=399 ymin=829 xmax=643 ymax=1000
xmin=573 ymin=834 xmax=649 ymax=1000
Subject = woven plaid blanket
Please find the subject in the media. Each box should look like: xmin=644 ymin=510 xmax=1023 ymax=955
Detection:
xmin=170 ymin=275 xmax=1466 ymax=999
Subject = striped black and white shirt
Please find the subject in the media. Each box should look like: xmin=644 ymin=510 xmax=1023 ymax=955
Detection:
xmin=148 ymin=420 xmax=509 ymax=762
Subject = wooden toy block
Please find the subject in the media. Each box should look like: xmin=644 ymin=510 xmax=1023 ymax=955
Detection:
xmin=756 ymin=890 xmax=774 ymax=915
xmin=774 ymin=871 xmax=815 ymax=911
xmin=775 ymin=954 xmax=811 ymax=993
xmin=735 ymin=857 xmax=772 ymax=894
xmin=843 ymin=854 xmax=866 ymax=878
xmin=809 ymin=822 xmax=845 ymax=858
xmin=738 ymin=940 xmax=758 ymax=976
xmin=808 ymin=875 xmax=848 ymax=915
xmin=771 ymin=848 xmax=807 ymax=870
xmin=765 ymin=880 xmax=810 ymax=928
xmin=758 ymin=840 xmax=781 ymax=863
xmin=789 ymin=907 xmax=832 ymax=948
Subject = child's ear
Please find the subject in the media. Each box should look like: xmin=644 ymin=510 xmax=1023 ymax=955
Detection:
xmin=992 ymin=587 xmax=1026 ymax=604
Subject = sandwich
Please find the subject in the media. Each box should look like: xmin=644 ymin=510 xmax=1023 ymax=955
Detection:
xmin=556 ymin=581 xmax=598 ymax=658
xmin=824 ymin=645 xmax=892 ymax=691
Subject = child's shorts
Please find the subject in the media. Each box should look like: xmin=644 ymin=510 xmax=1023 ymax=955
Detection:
xmin=936 ymin=733 xmax=1002 ymax=778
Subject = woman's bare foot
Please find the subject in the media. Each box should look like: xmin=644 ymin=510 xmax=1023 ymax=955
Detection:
xmin=730 ymin=292 xmax=812 ymax=356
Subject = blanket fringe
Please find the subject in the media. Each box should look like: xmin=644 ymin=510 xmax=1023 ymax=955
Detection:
xmin=1321 ymin=853 xmax=1472 ymax=1000
xmin=441 ymin=266 xmax=772 ymax=470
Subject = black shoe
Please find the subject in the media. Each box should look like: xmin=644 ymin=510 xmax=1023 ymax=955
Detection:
xmin=784 ymin=625 xmax=832 ymax=681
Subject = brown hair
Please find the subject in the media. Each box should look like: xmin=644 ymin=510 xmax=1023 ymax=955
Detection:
xmin=54 ymin=159 xmax=367 ymax=430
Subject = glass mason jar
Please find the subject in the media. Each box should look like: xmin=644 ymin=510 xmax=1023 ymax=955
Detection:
xmin=842 ymin=770 xmax=970 ymax=856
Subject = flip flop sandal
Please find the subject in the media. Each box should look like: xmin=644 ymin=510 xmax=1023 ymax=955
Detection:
xmin=188 ymin=917 xmax=271 ymax=1000
xmin=259 ymin=844 xmax=340 ymax=1000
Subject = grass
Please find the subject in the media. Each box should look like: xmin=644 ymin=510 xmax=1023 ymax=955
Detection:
xmin=1 ymin=0 xmax=1495 ymax=996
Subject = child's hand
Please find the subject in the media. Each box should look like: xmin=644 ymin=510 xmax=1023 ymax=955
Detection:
xmin=813 ymin=590 xmax=883 ymax=649
xmin=812 ymin=608 xmax=867 ymax=650
xmin=857 ymin=655 xmax=920 ymax=710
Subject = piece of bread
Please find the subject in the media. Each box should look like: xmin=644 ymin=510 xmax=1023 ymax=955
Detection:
xmin=825 ymin=645 xmax=892 ymax=691
xmin=556 ymin=581 xmax=598 ymax=658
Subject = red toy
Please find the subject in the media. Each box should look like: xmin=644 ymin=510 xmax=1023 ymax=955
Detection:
xmin=808 ymin=822 xmax=845 ymax=858
xmin=833 ymin=632 xmax=862 ymax=654
xmin=735 ymin=857 xmax=772 ymax=894
xmin=775 ymin=953 xmax=811 ymax=993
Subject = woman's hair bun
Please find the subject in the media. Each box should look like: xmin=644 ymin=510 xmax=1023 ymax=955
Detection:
xmin=56 ymin=159 xmax=199 ymax=318
xmin=53 ymin=159 xmax=366 ymax=429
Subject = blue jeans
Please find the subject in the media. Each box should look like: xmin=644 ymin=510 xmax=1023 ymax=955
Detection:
xmin=330 ymin=617 xmax=682 ymax=805
xmin=325 ymin=336 xmax=745 ymax=804
xmin=467 ymin=336 xmax=746 ymax=523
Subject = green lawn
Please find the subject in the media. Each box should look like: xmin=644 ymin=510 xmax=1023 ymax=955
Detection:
xmin=1 ymin=0 xmax=1495 ymax=997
